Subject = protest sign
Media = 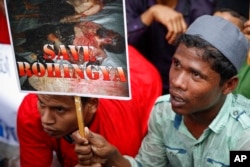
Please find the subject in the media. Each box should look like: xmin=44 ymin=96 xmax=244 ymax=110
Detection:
xmin=6 ymin=0 xmax=130 ymax=99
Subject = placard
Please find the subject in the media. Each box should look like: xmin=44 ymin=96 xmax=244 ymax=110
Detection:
xmin=6 ymin=0 xmax=130 ymax=99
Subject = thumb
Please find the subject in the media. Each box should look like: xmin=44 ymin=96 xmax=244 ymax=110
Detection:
xmin=71 ymin=127 xmax=100 ymax=145
xmin=85 ymin=127 xmax=116 ymax=159
xmin=84 ymin=127 xmax=102 ymax=144
xmin=85 ymin=127 xmax=108 ymax=151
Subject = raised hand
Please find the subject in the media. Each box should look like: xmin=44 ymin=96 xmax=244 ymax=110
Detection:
xmin=72 ymin=127 xmax=125 ymax=167
xmin=141 ymin=4 xmax=187 ymax=44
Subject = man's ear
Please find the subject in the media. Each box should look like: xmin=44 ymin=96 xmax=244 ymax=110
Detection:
xmin=86 ymin=98 xmax=99 ymax=113
xmin=222 ymin=76 xmax=239 ymax=95
xmin=81 ymin=98 xmax=99 ymax=126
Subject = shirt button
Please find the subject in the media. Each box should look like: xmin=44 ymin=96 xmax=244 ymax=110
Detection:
xmin=233 ymin=110 xmax=238 ymax=116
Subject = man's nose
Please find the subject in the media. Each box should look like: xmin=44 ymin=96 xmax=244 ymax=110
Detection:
xmin=40 ymin=109 xmax=55 ymax=125
xmin=171 ymin=71 xmax=187 ymax=90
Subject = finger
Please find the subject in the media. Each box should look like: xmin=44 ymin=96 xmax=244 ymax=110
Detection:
xmin=166 ymin=22 xmax=178 ymax=44
xmin=83 ymin=127 xmax=117 ymax=158
xmin=172 ymin=21 xmax=179 ymax=37
xmin=175 ymin=19 xmax=182 ymax=35
xmin=244 ymin=20 xmax=250 ymax=27
xmin=77 ymin=152 xmax=93 ymax=160
xmin=71 ymin=130 xmax=89 ymax=144
xmin=173 ymin=13 xmax=185 ymax=34
xmin=243 ymin=27 xmax=250 ymax=35
xmin=243 ymin=26 xmax=250 ymax=41
xmin=165 ymin=19 xmax=174 ymax=42
xmin=167 ymin=18 xmax=187 ymax=44
xmin=177 ymin=13 xmax=187 ymax=33
xmin=78 ymin=159 xmax=92 ymax=166
xmin=84 ymin=127 xmax=93 ymax=138
xmin=75 ymin=143 xmax=92 ymax=154
xmin=77 ymin=157 xmax=103 ymax=166
xmin=84 ymin=127 xmax=99 ymax=143
xmin=91 ymin=163 xmax=102 ymax=167
xmin=74 ymin=164 xmax=91 ymax=167
xmin=166 ymin=22 xmax=180 ymax=44
xmin=167 ymin=35 xmax=176 ymax=44
xmin=164 ymin=13 xmax=178 ymax=37
xmin=91 ymin=156 xmax=107 ymax=164
xmin=180 ymin=18 xmax=187 ymax=32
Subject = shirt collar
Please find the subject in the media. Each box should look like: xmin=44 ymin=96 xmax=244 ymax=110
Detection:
xmin=174 ymin=114 xmax=182 ymax=129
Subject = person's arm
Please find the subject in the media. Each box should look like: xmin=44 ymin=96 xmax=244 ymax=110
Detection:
xmin=126 ymin=1 xmax=186 ymax=45
xmin=17 ymin=94 xmax=54 ymax=167
xmin=125 ymin=0 xmax=149 ymax=45
xmin=72 ymin=98 xmax=169 ymax=167
xmin=140 ymin=4 xmax=186 ymax=44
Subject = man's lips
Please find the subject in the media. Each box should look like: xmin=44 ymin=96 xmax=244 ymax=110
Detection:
xmin=172 ymin=95 xmax=185 ymax=102
xmin=42 ymin=125 xmax=58 ymax=135
xmin=169 ymin=90 xmax=186 ymax=107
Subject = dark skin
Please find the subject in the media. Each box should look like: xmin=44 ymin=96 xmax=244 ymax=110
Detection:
xmin=71 ymin=43 xmax=239 ymax=167
xmin=140 ymin=0 xmax=186 ymax=44
xmin=169 ymin=44 xmax=238 ymax=138
xmin=37 ymin=94 xmax=98 ymax=138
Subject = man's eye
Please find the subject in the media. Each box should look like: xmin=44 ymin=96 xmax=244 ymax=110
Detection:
xmin=57 ymin=108 xmax=64 ymax=113
xmin=172 ymin=58 xmax=180 ymax=67
xmin=192 ymin=71 xmax=202 ymax=78
xmin=38 ymin=101 xmax=45 ymax=107
xmin=55 ymin=107 xmax=64 ymax=113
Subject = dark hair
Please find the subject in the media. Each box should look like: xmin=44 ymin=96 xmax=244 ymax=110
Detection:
xmin=175 ymin=34 xmax=237 ymax=85
xmin=214 ymin=0 xmax=248 ymax=20
xmin=215 ymin=8 xmax=247 ymax=23
xmin=54 ymin=23 xmax=75 ymax=45
xmin=80 ymin=97 xmax=89 ymax=103
xmin=96 ymin=28 xmax=125 ymax=53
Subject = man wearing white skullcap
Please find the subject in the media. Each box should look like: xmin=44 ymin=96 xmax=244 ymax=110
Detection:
xmin=70 ymin=15 xmax=250 ymax=167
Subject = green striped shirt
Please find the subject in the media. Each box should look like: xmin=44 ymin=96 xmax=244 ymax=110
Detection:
xmin=126 ymin=93 xmax=250 ymax=167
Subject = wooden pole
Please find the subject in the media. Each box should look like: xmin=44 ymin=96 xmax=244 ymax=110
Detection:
xmin=74 ymin=96 xmax=85 ymax=137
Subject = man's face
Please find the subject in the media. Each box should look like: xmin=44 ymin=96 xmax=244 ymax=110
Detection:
xmin=169 ymin=43 xmax=224 ymax=116
xmin=37 ymin=94 xmax=80 ymax=138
